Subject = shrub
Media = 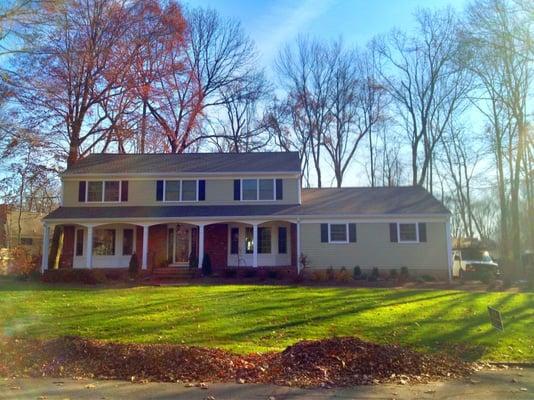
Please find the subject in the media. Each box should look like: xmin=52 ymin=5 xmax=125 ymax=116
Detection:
xmin=188 ymin=252 xmax=198 ymax=269
xmin=267 ymin=270 xmax=279 ymax=280
xmin=223 ymin=268 xmax=237 ymax=278
xmin=336 ymin=267 xmax=351 ymax=282
xmin=311 ymin=270 xmax=328 ymax=282
xmin=42 ymin=269 xmax=107 ymax=284
xmin=201 ymin=254 xmax=212 ymax=276
xmin=400 ymin=266 xmax=409 ymax=280
xmin=242 ymin=268 xmax=257 ymax=278
xmin=128 ymin=253 xmax=139 ymax=278
xmin=479 ymin=270 xmax=495 ymax=285
xmin=353 ymin=266 xmax=362 ymax=280
xmin=326 ymin=266 xmax=335 ymax=281
xmin=7 ymin=246 xmax=39 ymax=277
xmin=420 ymin=274 xmax=436 ymax=282
xmin=368 ymin=267 xmax=380 ymax=282
xmin=389 ymin=268 xmax=398 ymax=280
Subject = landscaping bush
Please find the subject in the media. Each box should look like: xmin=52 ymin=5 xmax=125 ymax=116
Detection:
xmin=201 ymin=254 xmax=212 ymax=276
xmin=311 ymin=270 xmax=328 ymax=282
xmin=243 ymin=268 xmax=257 ymax=278
xmin=389 ymin=268 xmax=398 ymax=280
xmin=42 ymin=269 xmax=107 ymax=284
xmin=335 ymin=267 xmax=351 ymax=282
xmin=223 ymin=268 xmax=237 ymax=278
xmin=400 ymin=266 xmax=409 ymax=280
xmin=267 ymin=270 xmax=279 ymax=280
xmin=326 ymin=266 xmax=335 ymax=281
xmin=7 ymin=246 xmax=40 ymax=278
xmin=353 ymin=266 xmax=362 ymax=280
xmin=188 ymin=252 xmax=198 ymax=269
xmin=128 ymin=253 xmax=139 ymax=278
xmin=368 ymin=267 xmax=380 ymax=282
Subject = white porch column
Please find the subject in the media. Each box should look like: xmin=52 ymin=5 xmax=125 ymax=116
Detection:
xmin=446 ymin=219 xmax=452 ymax=283
xmin=252 ymin=223 xmax=258 ymax=268
xmin=198 ymin=224 xmax=205 ymax=269
xmin=86 ymin=225 xmax=93 ymax=269
xmin=296 ymin=220 xmax=301 ymax=274
xmin=142 ymin=225 xmax=149 ymax=270
xmin=41 ymin=224 xmax=50 ymax=273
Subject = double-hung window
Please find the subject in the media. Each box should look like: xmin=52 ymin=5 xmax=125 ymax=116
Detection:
xmin=329 ymin=224 xmax=348 ymax=243
xmin=164 ymin=180 xmax=197 ymax=202
xmin=241 ymin=179 xmax=275 ymax=201
xmin=93 ymin=229 xmax=116 ymax=255
xmin=390 ymin=222 xmax=426 ymax=243
xmin=258 ymin=227 xmax=271 ymax=254
xmin=86 ymin=181 xmax=122 ymax=202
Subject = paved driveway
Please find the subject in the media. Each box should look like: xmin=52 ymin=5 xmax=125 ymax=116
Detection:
xmin=1 ymin=368 xmax=532 ymax=400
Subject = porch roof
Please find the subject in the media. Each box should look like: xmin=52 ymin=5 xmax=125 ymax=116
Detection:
xmin=44 ymin=186 xmax=449 ymax=222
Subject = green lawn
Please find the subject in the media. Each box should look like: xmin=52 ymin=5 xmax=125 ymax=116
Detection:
xmin=0 ymin=280 xmax=532 ymax=361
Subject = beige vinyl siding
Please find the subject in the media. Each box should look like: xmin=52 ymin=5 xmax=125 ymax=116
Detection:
xmin=63 ymin=177 xmax=300 ymax=206
xmin=300 ymin=222 xmax=448 ymax=273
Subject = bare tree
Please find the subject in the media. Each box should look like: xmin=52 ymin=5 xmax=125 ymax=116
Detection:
xmin=461 ymin=0 xmax=532 ymax=268
xmin=323 ymin=42 xmax=387 ymax=187
xmin=375 ymin=8 xmax=471 ymax=190
xmin=276 ymin=36 xmax=334 ymax=187
xmin=142 ymin=7 xmax=259 ymax=153
xmin=207 ymin=72 xmax=272 ymax=153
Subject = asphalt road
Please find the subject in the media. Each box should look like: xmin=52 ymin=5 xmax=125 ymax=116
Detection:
xmin=1 ymin=368 xmax=532 ymax=400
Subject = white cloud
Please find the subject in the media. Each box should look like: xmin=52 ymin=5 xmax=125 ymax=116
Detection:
xmin=253 ymin=0 xmax=337 ymax=66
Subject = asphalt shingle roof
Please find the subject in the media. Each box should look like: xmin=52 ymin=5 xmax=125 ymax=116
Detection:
xmin=63 ymin=152 xmax=301 ymax=175
xmin=45 ymin=186 xmax=449 ymax=220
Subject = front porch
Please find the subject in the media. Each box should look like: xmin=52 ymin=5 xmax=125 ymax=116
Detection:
xmin=41 ymin=219 xmax=300 ymax=274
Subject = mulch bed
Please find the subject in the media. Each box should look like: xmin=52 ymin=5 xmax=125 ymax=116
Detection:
xmin=0 ymin=336 xmax=474 ymax=387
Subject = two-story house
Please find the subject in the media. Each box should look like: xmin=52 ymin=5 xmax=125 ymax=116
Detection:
xmin=42 ymin=152 xmax=453 ymax=279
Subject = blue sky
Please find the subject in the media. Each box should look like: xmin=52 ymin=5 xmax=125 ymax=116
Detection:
xmin=185 ymin=0 xmax=470 ymax=69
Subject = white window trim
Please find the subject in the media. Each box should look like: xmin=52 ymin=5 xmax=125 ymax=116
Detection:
xmin=240 ymin=178 xmax=277 ymax=201
xmin=396 ymin=222 xmax=420 ymax=243
xmin=163 ymin=180 xmax=199 ymax=203
xmin=85 ymin=180 xmax=122 ymax=203
xmin=328 ymin=223 xmax=349 ymax=244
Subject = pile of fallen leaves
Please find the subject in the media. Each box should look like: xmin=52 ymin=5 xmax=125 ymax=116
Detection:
xmin=0 ymin=336 xmax=473 ymax=387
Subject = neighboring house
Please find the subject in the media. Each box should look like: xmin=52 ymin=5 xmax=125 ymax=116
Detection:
xmin=42 ymin=152 xmax=453 ymax=279
xmin=0 ymin=205 xmax=44 ymax=253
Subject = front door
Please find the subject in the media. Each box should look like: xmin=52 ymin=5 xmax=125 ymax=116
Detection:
xmin=167 ymin=224 xmax=191 ymax=265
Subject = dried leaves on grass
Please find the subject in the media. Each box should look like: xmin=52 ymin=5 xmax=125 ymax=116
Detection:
xmin=0 ymin=336 xmax=473 ymax=387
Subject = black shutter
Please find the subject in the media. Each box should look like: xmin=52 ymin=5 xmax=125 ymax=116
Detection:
xmin=418 ymin=223 xmax=427 ymax=242
xmin=233 ymin=179 xmax=241 ymax=200
xmin=278 ymin=227 xmax=287 ymax=254
xmin=156 ymin=180 xmax=164 ymax=201
xmin=349 ymin=223 xmax=357 ymax=242
xmin=78 ymin=181 xmax=86 ymax=202
xmin=121 ymin=181 xmax=128 ymax=202
xmin=198 ymin=180 xmax=206 ymax=201
xmin=276 ymin=179 xmax=283 ymax=200
xmin=389 ymin=223 xmax=398 ymax=242
xmin=320 ymin=224 xmax=328 ymax=243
